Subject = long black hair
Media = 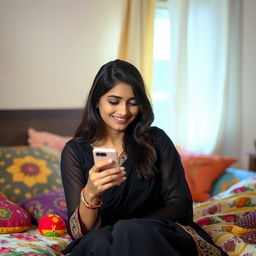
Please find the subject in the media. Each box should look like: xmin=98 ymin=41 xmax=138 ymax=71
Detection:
xmin=75 ymin=59 xmax=157 ymax=179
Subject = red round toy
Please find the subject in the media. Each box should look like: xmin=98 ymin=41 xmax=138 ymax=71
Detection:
xmin=38 ymin=214 xmax=66 ymax=237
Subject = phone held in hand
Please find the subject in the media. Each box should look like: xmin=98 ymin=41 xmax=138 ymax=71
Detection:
xmin=93 ymin=148 xmax=119 ymax=169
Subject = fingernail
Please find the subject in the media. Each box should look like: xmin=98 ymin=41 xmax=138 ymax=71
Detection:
xmin=108 ymin=159 xmax=113 ymax=163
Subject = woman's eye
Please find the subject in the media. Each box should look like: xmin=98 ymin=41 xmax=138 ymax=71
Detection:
xmin=108 ymin=101 xmax=119 ymax=105
xmin=129 ymin=102 xmax=138 ymax=106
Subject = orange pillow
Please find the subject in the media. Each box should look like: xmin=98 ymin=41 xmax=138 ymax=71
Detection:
xmin=178 ymin=148 xmax=236 ymax=202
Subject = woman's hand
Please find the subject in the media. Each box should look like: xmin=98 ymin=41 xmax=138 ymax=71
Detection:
xmin=84 ymin=160 xmax=126 ymax=203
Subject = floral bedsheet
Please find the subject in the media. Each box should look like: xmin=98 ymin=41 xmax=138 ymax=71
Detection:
xmin=0 ymin=227 xmax=71 ymax=256
xmin=194 ymin=176 xmax=256 ymax=256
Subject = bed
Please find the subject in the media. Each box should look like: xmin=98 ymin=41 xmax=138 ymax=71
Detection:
xmin=0 ymin=109 xmax=256 ymax=256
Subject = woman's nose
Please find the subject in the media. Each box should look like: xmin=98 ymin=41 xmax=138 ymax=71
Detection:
xmin=118 ymin=103 xmax=129 ymax=115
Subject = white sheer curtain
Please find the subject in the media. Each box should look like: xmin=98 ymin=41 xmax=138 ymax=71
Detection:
xmin=165 ymin=0 xmax=242 ymax=158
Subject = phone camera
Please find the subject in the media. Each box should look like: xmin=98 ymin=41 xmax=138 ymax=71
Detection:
xmin=96 ymin=152 xmax=107 ymax=156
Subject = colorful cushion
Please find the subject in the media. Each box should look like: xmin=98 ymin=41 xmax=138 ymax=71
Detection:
xmin=211 ymin=168 xmax=256 ymax=196
xmin=21 ymin=188 xmax=68 ymax=223
xmin=178 ymin=148 xmax=236 ymax=202
xmin=0 ymin=196 xmax=31 ymax=234
xmin=28 ymin=128 xmax=71 ymax=156
xmin=0 ymin=146 xmax=63 ymax=203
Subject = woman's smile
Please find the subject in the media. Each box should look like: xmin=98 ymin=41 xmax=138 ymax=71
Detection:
xmin=112 ymin=115 xmax=129 ymax=123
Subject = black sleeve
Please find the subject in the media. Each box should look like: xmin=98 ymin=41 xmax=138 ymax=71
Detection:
xmin=147 ymin=128 xmax=193 ymax=225
xmin=60 ymin=141 xmax=87 ymax=218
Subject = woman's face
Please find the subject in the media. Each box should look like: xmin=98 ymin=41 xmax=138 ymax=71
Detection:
xmin=98 ymin=82 xmax=139 ymax=134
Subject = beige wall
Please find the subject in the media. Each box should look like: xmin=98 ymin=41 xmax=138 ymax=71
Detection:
xmin=0 ymin=0 xmax=125 ymax=109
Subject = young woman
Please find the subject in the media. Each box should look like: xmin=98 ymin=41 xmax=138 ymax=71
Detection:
xmin=61 ymin=59 xmax=227 ymax=255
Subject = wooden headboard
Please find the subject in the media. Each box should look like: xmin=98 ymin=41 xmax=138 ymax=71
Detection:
xmin=0 ymin=109 xmax=83 ymax=146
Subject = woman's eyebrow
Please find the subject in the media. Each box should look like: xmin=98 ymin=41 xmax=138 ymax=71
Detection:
xmin=107 ymin=95 xmax=136 ymax=100
xmin=107 ymin=95 xmax=121 ymax=99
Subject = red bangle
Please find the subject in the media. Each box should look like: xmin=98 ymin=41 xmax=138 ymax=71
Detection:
xmin=80 ymin=189 xmax=103 ymax=209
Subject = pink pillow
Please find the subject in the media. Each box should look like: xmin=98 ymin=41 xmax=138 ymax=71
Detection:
xmin=0 ymin=196 xmax=31 ymax=234
xmin=28 ymin=128 xmax=72 ymax=155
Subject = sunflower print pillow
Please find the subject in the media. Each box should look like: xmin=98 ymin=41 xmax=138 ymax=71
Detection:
xmin=0 ymin=146 xmax=63 ymax=204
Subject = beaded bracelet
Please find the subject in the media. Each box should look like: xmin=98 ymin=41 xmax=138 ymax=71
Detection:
xmin=80 ymin=189 xmax=103 ymax=209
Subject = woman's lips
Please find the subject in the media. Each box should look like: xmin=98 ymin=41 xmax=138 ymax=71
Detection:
xmin=112 ymin=115 xmax=128 ymax=123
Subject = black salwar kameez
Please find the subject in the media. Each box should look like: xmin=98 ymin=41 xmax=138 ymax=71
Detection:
xmin=60 ymin=127 xmax=227 ymax=256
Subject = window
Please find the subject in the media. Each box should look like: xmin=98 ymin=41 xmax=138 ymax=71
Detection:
xmin=152 ymin=5 xmax=173 ymax=136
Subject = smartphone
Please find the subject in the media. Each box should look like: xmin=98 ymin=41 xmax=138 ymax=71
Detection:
xmin=93 ymin=148 xmax=119 ymax=169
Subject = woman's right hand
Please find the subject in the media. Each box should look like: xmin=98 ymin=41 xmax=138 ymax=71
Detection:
xmin=83 ymin=160 xmax=126 ymax=202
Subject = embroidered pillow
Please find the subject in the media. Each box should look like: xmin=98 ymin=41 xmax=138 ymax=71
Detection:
xmin=178 ymin=148 xmax=236 ymax=202
xmin=21 ymin=188 xmax=68 ymax=223
xmin=0 ymin=196 xmax=31 ymax=234
xmin=0 ymin=146 xmax=63 ymax=203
